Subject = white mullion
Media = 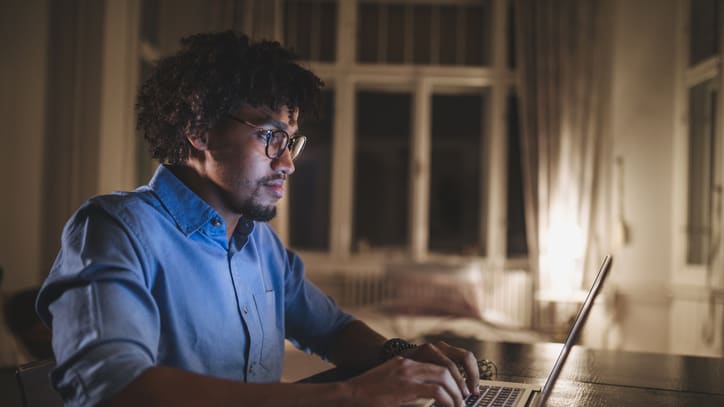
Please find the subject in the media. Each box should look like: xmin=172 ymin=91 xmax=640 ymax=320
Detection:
xmin=485 ymin=0 xmax=508 ymax=266
xmin=273 ymin=0 xmax=283 ymax=43
xmin=672 ymin=0 xmax=694 ymax=285
xmin=410 ymin=80 xmax=432 ymax=261
xmin=685 ymin=57 xmax=720 ymax=87
xmin=329 ymin=0 xmax=358 ymax=258
xmin=330 ymin=78 xmax=356 ymax=258
xmin=337 ymin=0 xmax=357 ymax=67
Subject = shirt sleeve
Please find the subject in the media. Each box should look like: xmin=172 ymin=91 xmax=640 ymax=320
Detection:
xmin=282 ymin=250 xmax=356 ymax=360
xmin=36 ymin=202 xmax=160 ymax=406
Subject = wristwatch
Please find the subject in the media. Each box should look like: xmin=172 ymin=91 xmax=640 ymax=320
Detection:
xmin=379 ymin=338 xmax=418 ymax=362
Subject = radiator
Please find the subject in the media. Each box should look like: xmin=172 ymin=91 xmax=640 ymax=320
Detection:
xmin=320 ymin=264 xmax=533 ymax=328
xmin=482 ymin=270 xmax=533 ymax=328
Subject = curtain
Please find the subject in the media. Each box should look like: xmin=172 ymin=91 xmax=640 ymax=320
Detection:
xmin=514 ymin=0 xmax=614 ymax=303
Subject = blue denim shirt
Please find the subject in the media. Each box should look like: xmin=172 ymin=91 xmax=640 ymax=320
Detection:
xmin=36 ymin=165 xmax=354 ymax=406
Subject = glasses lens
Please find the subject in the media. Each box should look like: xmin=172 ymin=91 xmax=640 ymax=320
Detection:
xmin=289 ymin=136 xmax=307 ymax=160
xmin=267 ymin=130 xmax=289 ymax=158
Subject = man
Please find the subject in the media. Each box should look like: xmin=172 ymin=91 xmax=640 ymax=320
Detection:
xmin=37 ymin=31 xmax=480 ymax=406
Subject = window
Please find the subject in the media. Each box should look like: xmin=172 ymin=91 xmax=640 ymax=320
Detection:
xmin=676 ymin=0 xmax=723 ymax=276
xmin=683 ymin=0 xmax=723 ymax=267
xmin=687 ymin=80 xmax=719 ymax=264
xmin=282 ymin=0 xmax=524 ymax=265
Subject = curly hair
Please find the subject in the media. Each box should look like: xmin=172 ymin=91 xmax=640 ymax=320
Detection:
xmin=136 ymin=31 xmax=324 ymax=164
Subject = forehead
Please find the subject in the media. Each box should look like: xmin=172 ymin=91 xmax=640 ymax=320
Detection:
xmin=236 ymin=104 xmax=299 ymax=130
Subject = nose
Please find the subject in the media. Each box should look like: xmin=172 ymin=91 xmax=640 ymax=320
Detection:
xmin=271 ymin=147 xmax=295 ymax=175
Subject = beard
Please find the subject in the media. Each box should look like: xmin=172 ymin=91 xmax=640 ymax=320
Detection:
xmin=240 ymin=200 xmax=277 ymax=222
xmin=232 ymin=174 xmax=285 ymax=222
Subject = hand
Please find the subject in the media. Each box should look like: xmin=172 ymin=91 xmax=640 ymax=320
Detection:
xmin=402 ymin=341 xmax=480 ymax=398
xmin=345 ymin=356 xmax=464 ymax=407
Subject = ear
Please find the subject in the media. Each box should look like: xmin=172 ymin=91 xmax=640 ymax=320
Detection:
xmin=186 ymin=131 xmax=209 ymax=151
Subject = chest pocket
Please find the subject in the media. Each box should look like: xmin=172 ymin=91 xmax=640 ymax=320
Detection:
xmin=253 ymin=290 xmax=283 ymax=380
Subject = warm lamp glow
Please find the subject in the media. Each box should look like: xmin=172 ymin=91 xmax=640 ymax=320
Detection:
xmin=539 ymin=212 xmax=585 ymax=300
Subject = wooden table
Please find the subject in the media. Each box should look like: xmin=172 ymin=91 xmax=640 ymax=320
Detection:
xmin=302 ymin=339 xmax=724 ymax=406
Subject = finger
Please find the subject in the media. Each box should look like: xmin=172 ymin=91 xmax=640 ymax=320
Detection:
xmin=435 ymin=342 xmax=480 ymax=395
xmin=413 ymin=382 xmax=456 ymax=407
xmin=403 ymin=359 xmax=464 ymax=406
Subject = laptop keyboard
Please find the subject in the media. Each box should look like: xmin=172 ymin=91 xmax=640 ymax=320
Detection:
xmin=464 ymin=385 xmax=522 ymax=407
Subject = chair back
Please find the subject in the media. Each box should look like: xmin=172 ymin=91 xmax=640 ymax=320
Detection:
xmin=15 ymin=359 xmax=63 ymax=407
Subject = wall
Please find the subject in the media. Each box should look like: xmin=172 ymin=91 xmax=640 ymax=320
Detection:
xmin=584 ymin=0 xmax=678 ymax=354
xmin=0 ymin=0 xmax=49 ymax=365
xmin=0 ymin=0 xmax=48 ymax=291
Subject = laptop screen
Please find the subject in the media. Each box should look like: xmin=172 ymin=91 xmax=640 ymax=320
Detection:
xmin=535 ymin=255 xmax=613 ymax=407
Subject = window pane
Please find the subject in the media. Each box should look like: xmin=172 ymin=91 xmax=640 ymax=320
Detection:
xmin=284 ymin=1 xmax=337 ymax=62
xmin=289 ymin=90 xmax=334 ymax=250
xmin=428 ymin=93 xmax=485 ymax=254
xmin=358 ymin=3 xmax=379 ymax=62
xmin=319 ymin=1 xmax=337 ymax=62
xmin=387 ymin=4 xmax=406 ymax=63
xmin=689 ymin=0 xmax=720 ymax=66
xmin=412 ymin=5 xmax=432 ymax=64
xmin=359 ymin=1 xmax=491 ymax=67
xmin=354 ymin=91 xmax=411 ymax=251
xmin=506 ymin=92 xmax=528 ymax=256
xmin=141 ymin=0 xmax=159 ymax=47
xmin=439 ymin=6 xmax=458 ymax=65
xmin=464 ymin=5 xmax=491 ymax=66
xmin=687 ymin=80 xmax=718 ymax=264
xmin=284 ymin=1 xmax=311 ymax=59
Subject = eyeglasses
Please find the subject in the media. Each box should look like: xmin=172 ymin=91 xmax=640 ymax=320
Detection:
xmin=225 ymin=115 xmax=307 ymax=160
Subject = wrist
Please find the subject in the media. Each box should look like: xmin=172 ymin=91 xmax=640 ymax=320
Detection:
xmin=378 ymin=338 xmax=418 ymax=363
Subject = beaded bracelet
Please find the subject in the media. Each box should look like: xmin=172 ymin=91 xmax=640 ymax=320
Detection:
xmin=459 ymin=359 xmax=498 ymax=380
xmin=379 ymin=338 xmax=498 ymax=380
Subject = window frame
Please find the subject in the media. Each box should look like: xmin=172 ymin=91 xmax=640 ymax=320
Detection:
xmin=672 ymin=0 xmax=724 ymax=286
xmin=277 ymin=0 xmax=524 ymax=269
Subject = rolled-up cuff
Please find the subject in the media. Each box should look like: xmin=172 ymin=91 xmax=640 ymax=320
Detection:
xmin=52 ymin=340 xmax=154 ymax=406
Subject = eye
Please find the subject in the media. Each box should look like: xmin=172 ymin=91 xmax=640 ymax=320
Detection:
xmin=258 ymin=129 xmax=274 ymax=141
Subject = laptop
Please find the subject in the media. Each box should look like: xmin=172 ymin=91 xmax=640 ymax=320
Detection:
xmin=405 ymin=254 xmax=614 ymax=407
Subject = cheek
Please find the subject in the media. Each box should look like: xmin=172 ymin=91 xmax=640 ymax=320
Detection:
xmin=228 ymin=156 xmax=267 ymax=189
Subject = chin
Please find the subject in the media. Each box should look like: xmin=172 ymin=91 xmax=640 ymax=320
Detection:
xmin=242 ymin=204 xmax=277 ymax=222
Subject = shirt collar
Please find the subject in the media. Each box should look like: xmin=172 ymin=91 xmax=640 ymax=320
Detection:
xmin=148 ymin=164 xmax=219 ymax=236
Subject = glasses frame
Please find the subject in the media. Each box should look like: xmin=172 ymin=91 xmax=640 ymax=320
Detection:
xmin=225 ymin=114 xmax=306 ymax=160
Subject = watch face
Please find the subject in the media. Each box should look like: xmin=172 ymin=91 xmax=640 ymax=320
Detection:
xmin=381 ymin=338 xmax=417 ymax=362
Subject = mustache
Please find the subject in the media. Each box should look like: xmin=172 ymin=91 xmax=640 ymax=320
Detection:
xmin=260 ymin=174 xmax=286 ymax=184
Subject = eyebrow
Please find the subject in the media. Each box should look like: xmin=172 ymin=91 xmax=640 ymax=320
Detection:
xmin=257 ymin=117 xmax=300 ymax=137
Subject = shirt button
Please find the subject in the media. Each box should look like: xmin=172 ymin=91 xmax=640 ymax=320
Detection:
xmin=211 ymin=218 xmax=221 ymax=227
xmin=243 ymin=306 xmax=248 ymax=314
